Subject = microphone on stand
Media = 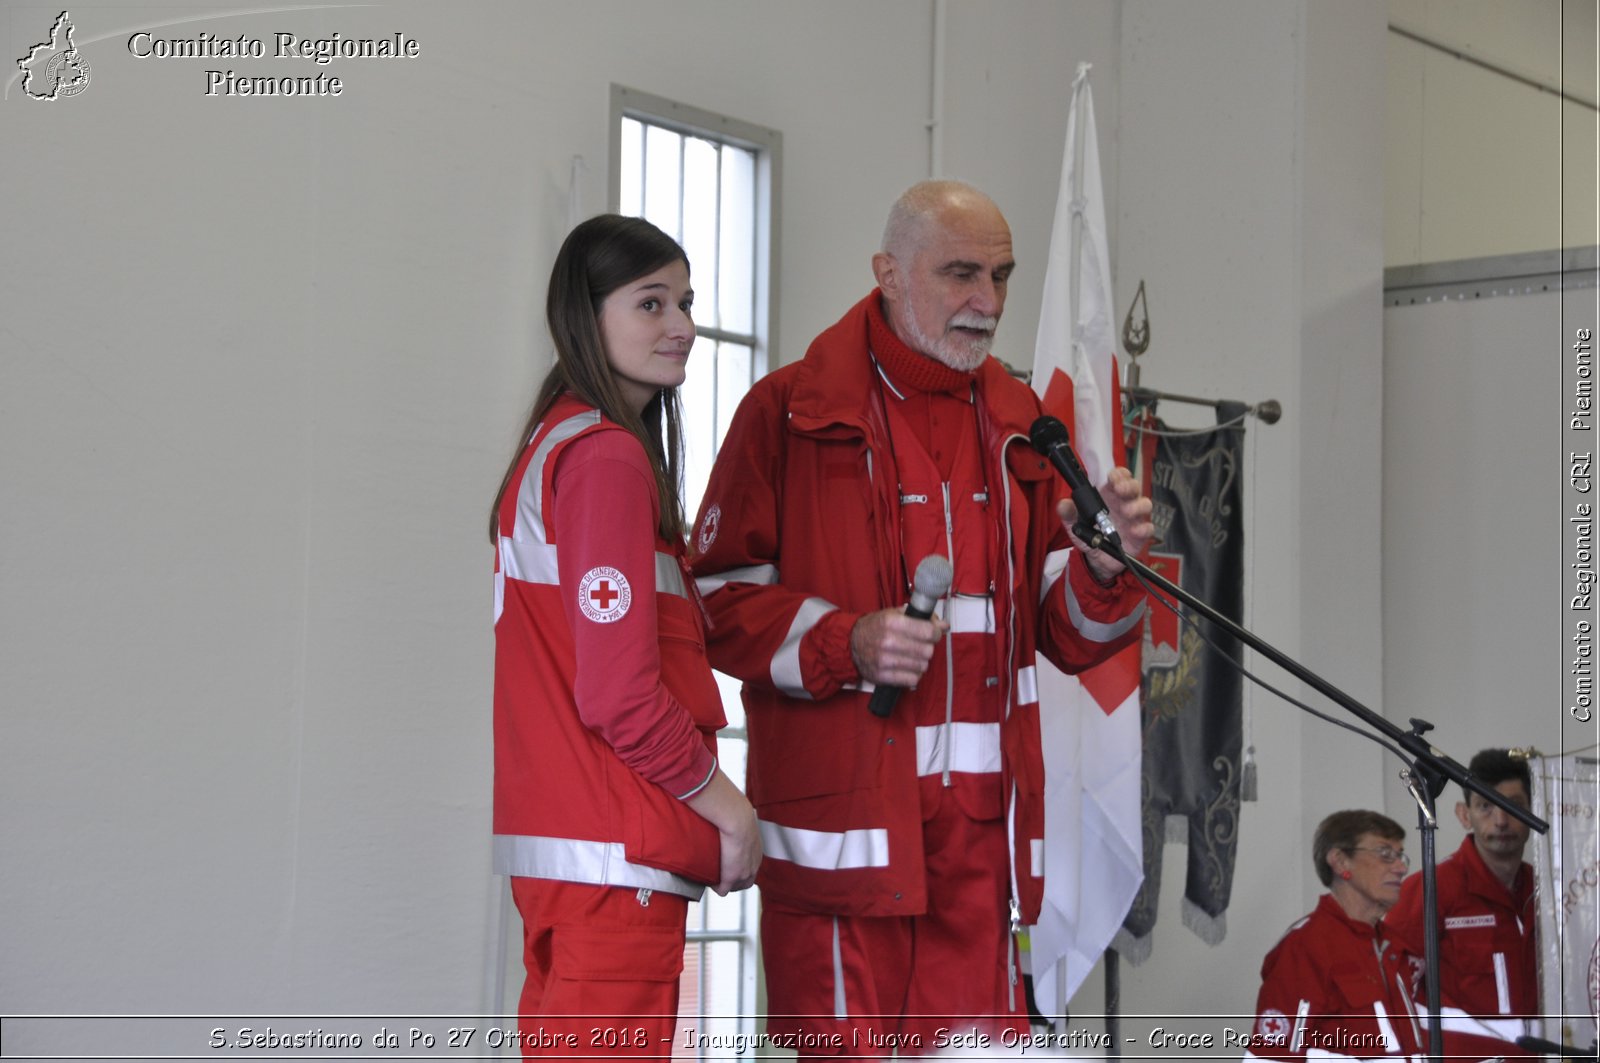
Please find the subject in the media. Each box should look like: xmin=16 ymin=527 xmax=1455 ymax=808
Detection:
xmin=867 ymin=554 xmax=953 ymax=719
xmin=1028 ymin=415 xmax=1121 ymax=551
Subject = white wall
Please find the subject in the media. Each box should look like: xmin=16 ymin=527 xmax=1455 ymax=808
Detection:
xmin=0 ymin=0 xmax=950 ymax=1019
xmin=1057 ymin=0 xmax=1395 ymax=1025
xmin=0 ymin=0 xmax=1125 ymax=1023
xmin=1382 ymin=288 xmax=1573 ymax=852
xmin=1385 ymin=0 xmax=1599 ymax=265
xmin=3 ymin=0 xmax=1571 ymax=1045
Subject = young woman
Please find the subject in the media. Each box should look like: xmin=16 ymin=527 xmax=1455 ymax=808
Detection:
xmin=489 ymin=215 xmax=761 ymax=1055
xmin=1245 ymin=809 xmax=1425 ymax=1061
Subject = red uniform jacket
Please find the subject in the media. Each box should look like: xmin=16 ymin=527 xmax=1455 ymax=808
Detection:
xmin=1384 ymin=835 xmax=1539 ymax=1060
xmin=494 ymin=396 xmax=722 ymax=898
xmin=688 ymin=291 xmax=1146 ymax=920
xmin=1244 ymin=894 xmax=1426 ymax=1061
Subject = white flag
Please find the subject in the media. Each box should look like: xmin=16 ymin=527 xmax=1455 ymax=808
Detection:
xmin=1528 ymin=752 xmax=1599 ymax=1051
xmin=1027 ymin=63 xmax=1145 ymax=1012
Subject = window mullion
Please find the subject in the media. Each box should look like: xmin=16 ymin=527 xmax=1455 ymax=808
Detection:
xmin=612 ymin=92 xmax=772 ymax=1061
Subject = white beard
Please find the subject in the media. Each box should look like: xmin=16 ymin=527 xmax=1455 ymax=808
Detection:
xmin=902 ymin=310 xmax=996 ymax=372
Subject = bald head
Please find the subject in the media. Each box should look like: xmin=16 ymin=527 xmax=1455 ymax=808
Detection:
xmin=881 ymin=180 xmax=1008 ymax=259
xmin=873 ymin=180 xmax=1015 ymax=371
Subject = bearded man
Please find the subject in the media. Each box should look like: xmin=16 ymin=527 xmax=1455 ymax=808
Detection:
xmin=689 ymin=179 xmax=1151 ymax=1050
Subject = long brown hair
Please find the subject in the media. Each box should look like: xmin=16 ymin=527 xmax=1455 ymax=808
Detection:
xmin=489 ymin=215 xmax=689 ymax=544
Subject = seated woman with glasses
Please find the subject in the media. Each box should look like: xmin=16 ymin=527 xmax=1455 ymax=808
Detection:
xmin=1242 ymin=809 xmax=1426 ymax=1062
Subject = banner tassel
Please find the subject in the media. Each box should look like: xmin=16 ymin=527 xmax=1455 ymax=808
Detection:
xmin=1240 ymin=743 xmax=1258 ymax=802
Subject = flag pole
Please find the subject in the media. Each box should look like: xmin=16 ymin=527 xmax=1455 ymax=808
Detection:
xmin=1054 ymin=60 xmax=1093 ymax=1038
xmin=1068 ymin=63 xmax=1088 ymax=395
xmin=1035 ymin=59 xmax=1144 ymax=1039
xmin=1068 ymin=61 xmax=1125 ymax=1059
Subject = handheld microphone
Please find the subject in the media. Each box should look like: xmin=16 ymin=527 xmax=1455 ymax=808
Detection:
xmin=1028 ymin=415 xmax=1121 ymax=551
xmin=868 ymin=554 xmax=953 ymax=719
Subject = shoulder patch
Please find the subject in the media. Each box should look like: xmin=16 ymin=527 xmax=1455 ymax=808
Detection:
xmin=578 ymin=566 xmax=632 ymax=623
xmin=1256 ymin=1010 xmax=1290 ymax=1043
xmin=697 ymin=504 xmax=721 ymax=555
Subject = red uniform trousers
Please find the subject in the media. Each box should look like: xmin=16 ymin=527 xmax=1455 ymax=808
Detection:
xmin=761 ymin=788 xmax=1028 ymax=1059
xmin=510 ymin=877 xmax=688 ymax=1061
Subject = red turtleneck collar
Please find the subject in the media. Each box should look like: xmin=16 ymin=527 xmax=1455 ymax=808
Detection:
xmin=867 ymin=290 xmax=976 ymax=396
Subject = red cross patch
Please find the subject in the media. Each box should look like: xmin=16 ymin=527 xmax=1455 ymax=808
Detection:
xmin=697 ymin=504 xmax=721 ymax=555
xmin=578 ymin=566 xmax=631 ymax=623
xmin=1256 ymin=1010 xmax=1290 ymax=1043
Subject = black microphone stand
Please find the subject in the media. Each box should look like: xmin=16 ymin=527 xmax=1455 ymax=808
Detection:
xmin=1076 ymin=521 xmax=1550 ymax=1063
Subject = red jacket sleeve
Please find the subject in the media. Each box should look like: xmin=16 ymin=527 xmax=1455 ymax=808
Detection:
xmin=1247 ymin=931 xmax=1324 ymax=1061
xmin=553 ymin=431 xmax=716 ymax=799
xmin=1036 ymin=514 xmax=1147 ymax=674
xmin=689 ymin=378 xmax=862 ymax=700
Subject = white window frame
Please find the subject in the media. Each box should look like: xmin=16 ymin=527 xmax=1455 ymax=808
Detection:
xmin=608 ymin=84 xmax=779 ymax=1062
xmin=609 ymin=83 xmax=780 ymax=431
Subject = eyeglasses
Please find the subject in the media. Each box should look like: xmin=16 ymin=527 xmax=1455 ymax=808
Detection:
xmin=1345 ymin=845 xmax=1411 ymax=868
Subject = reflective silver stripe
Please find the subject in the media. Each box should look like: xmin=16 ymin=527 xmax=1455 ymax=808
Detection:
xmin=1304 ymin=1051 xmax=1369 ymax=1061
xmin=1438 ymin=1006 xmax=1530 ymax=1041
xmin=676 ymin=760 xmax=717 ymax=801
xmin=872 ymin=356 xmax=906 ymax=400
xmin=1006 ymin=928 xmax=1017 ymax=1012
xmin=503 ymin=541 xmax=681 ymax=599
xmin=1396 ymin=971 xmax=1423 ymax=1052
xmin=1062 ymin=576 xmax=1146 ymax=643
xmin=770 ymin=596 xmax=837 ymax=700
xmin=1290 ymin=1000 xmax=1309 ymax=1052
xmin=1492 ymin=951 xmax=1510 ymax=1013
xmin=1030 ymin=837 xmax=1044 ymax=877
xmin=831 ymin=917 xmax=848 ymax=1020
xmin=493 ymin=568 xmax=505 ymax=624
xmin=915 ymin=722 xmax=1001 ymax=776
xmin=1039 ymin=547 xmax=1071 ymax=604
xmin=1016 ymin=665 xmax=1038 ymax=705
xmin=492 ymin=833 xmax=703 ymax=900
xmin=501 ymin=410 xmax=600 ymax=588
xmin=655 ymin=552 xmax=687 ymax=598
xmin=758 ymin=819 xmax=890 ymax=870
xmin=500 ymin=533 xmax=559 ymax=586
xmin=1373 ymin=1001 xmax=1399 ymax=1053
xmin=694 ymin=563 xmax=780 ymax=595
xmin=941 ymin=593 xmax=996 ymax=634
xmin=999 ymin=435 xmax=1025 ymax=930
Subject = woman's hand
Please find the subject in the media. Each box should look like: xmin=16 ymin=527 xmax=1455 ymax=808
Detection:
xmin=686 ymin=769 xmax=763 ymax=895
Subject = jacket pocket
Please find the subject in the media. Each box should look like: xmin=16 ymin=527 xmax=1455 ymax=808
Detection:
xmin=618 ymin=764 xmax=722 ymax=887
xmin=553 ymin=922 xmax=684 ymax=982
xmin=658 ymin=603 xmax=728 ymax=731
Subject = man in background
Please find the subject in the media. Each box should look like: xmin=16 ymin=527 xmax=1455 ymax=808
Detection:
xmin=1385 ymin=748 xmax=1539 ymax=1060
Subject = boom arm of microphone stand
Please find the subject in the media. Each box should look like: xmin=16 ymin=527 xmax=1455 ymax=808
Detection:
xmin=1084 ymin=527 xmax=1545 ymax=1063
xmin=1083 ymin=528 xmax=1549 ymax=835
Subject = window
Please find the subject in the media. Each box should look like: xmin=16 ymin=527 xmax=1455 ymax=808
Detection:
xmin=610 ymin=85 xmax=780 ymax=520
xmin=610 ymin=85 xmax=780 ymax=1061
